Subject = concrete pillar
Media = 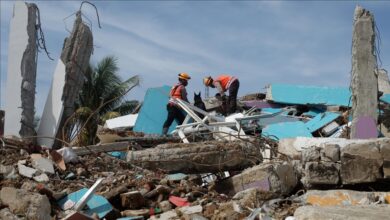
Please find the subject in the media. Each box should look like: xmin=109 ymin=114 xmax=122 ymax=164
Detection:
xmin=350 ymin=6 xmax=378 ymax=139
xmin=377 ymin=69 xmax=390 ymax=94
xmin=38 ymin=12 xmax=93 ymax=148
xmin=4 ymin=2 xmax=37 ymax=139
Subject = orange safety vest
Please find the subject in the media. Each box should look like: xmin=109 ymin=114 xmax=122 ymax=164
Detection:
xmin=214 ymin=75 xmax=237 ymax=92
xmin=169 ymin=84 xmax=185 ymax=104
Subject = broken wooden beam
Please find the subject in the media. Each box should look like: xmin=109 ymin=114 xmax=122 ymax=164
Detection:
xmin=72 ymin=142 xmax=129 ymax=156
xmin=126 ymin=141 xmax=263 ymax=174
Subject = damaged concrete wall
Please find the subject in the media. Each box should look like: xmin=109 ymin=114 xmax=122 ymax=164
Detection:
xmin=377 ymin=69 xmax=390 ymax=94
xmin=4 ymin=1 xmax=37 ymax=138
xmin=38 ymin=12 xmax=93 ymax=148
xmin=350 ymin=6 xmax=378 ymax=139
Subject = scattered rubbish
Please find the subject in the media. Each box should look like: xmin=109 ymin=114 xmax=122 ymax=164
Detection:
xmin=59 ymin=186 xmax=113 ymax=218
xmin=1 ymin=2 xmax=389 ymax=220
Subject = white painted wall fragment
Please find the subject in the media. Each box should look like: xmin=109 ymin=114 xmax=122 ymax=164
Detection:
xmin=4 ymin=1 xmax=37 ymax=137
xmin=37 ymin=60 xmax=66 ymax=148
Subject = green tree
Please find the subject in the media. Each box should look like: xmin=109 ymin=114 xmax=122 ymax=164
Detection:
xmin=68 ymin=56 xmax=139 ymax=146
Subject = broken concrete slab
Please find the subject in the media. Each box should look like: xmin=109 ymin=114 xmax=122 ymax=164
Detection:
xmin=0 ymin=187 xmax=51 ymax=220
xmin=299 ymin=190 xmax=390 ymax=206
xmin=278 ymin=137 xmax=390 ymax=160
xmin=0 ymin=164 xmax=17 ymax=179
xmin=0 ymin=208 xmax=22 ymax=220
xmin=4 ymin=1 xmax=38 ymax=138
xmin=294 ymin=205 xmax=390 ymax=220
xmin=350 ymin=6 xmax=378 ymax=139
xmin=32 ymin=157 xmax=55 ymax=174
xmin=266 ymin=84 xmax=350 ymax=106
xmin=217 ymin=162 xmax=297 ymax=197
xmin=33 ymin=173 xmax=49 ymax=183
xmin=127 ymin=141 xmax=263 ymax=174
xmin=179 ymin=205 xmax=203 ymax=215
xmin=17 ymin=163 xmax=37 ymax=178
xmin=341 ymin=141 xmax=382 ymax=184
xmin=72 ymin=141 xmax=129 ymax=156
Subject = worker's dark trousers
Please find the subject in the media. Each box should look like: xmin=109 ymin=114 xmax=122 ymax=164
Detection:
xmin=227 ymin=80 xmax=240 ymax=114
xmin=162 ymin=104 xmax=185 ymax=134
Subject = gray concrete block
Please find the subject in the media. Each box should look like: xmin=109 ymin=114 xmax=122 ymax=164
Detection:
xmin=302 ymin=147 xmax=320 ymax=163
xmin=341 ymin=142 xmax=382 ymax=184
xmin=31 ymin=157 xmax=55 ymax=174
xmin=302 ymin=162 xmax=340 ymax=187
xmin=320 ymin=143 xmax=340 ymax=162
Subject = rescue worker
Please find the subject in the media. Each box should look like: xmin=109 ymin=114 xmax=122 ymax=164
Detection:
xmin=162 ymin=73 xmax=191 ymax=135
xmin=203 ymin=74 xmax=240 ymax=115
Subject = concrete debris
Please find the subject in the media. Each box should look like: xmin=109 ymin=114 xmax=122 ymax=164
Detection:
xmin=294 ymin=205 xmax=390 ymax=220
xmin=2 ymin=4 xmax=390 ymax=220
xmin=38 ymin=10 xmax=93 ymax=148
xmin=17 ymin=163 xmax=37 ymax=178
xmin=127 ymin=141 xmax=263 ymax=173
xmin=33 ymin=173 xmax=49 ymax=183
xmin=340 ymin=141 xmax=383 ymax=184
xmin=0 ymin=187 xmax=51 ymax=220
xmin=31 ymin=157 xmax=55 ymax=174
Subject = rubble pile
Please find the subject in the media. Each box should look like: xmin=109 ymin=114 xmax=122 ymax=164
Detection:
xmin=2 ymin=2 xmax=390 ymax=220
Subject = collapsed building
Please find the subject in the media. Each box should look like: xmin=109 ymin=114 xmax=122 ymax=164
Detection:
xmin=1 ymin=3 xmax=390 ymax=220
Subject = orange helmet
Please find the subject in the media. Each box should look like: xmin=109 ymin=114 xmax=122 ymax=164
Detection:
xmin=178 ymin=72 xmax=191 ymax=80
xmin=203 ymin=76 xmax=213 ymax=86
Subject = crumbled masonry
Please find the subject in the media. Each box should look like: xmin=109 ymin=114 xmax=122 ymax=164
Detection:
xmin=2 ymin=3 xmax=390 ymax=220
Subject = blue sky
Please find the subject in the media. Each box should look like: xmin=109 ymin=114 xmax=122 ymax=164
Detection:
xmin=1 ymin=1 xmax=390 ymax=116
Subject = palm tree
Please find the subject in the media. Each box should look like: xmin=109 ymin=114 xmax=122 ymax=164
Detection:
xmin=67 ymin=56 xmax=139 ymax=146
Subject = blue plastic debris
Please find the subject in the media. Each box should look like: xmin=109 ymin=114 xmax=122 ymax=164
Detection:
xmin=305 ymin=112 xmax=340 ymax=133
xmin=58 ymin=188 xmax=113 ymax=218
xmin=380 ymin=94 xmax=390 ymax=104
xmin=108 ymin=151 xmax=127 ymax=160
xmin=133 ymin=86 xmax=177 ymax=134
xmin=267 ymin=84 xmax=350 ymax=106
xmin=262 ymin=121 xmax=312 ymax=140
xmin=261 ymin=108 xmax=283 ymax=114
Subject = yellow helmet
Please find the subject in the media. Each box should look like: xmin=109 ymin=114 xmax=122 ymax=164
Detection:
xmin=203 ymin=76 xmax=213 ymax=86
xmin=178 ymin=72 xmax=191 ymax=80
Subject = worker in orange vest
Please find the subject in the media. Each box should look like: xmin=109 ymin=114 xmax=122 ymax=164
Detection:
xmin=162 ymin=73 xmax=191 ymax=135
xmin=203 ymin=74 xmax=240 ymax=115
